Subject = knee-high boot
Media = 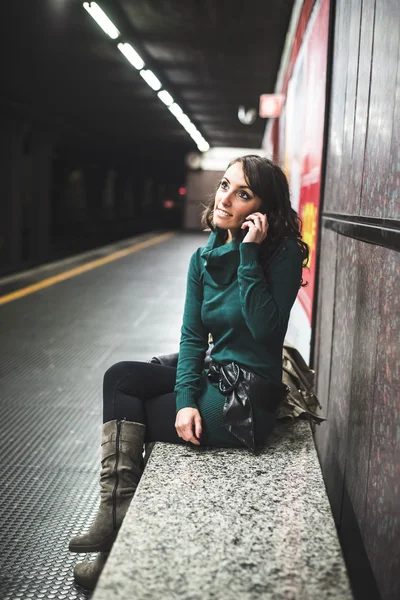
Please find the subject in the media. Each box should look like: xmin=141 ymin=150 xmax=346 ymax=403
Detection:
xmin=69 ymin=419 xmax=146 ymax=553
xmin=73 ymin=551 xmax=109 ymax=589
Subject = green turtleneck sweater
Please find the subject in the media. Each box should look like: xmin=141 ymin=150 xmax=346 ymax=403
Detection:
xmin=174 ymin=226 xmax=303 ymax=446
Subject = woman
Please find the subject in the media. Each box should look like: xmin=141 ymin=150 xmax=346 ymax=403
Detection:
xmin=69 ymin=155 xmax=309 ymax=588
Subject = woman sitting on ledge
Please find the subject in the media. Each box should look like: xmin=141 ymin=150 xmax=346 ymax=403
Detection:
xmin=69 ymin=154 xmax=309 ymax=588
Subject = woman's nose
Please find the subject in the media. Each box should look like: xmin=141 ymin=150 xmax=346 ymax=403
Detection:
xmin=220 ymin=191 xmax=233 ymax=205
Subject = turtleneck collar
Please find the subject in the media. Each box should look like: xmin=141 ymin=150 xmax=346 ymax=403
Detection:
xmin=200 ymin=226 xmax=241 ymax=285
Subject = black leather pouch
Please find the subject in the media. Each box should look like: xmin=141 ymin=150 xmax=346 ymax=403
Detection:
xmin=208 ymin=361 xmax=288 ymax=453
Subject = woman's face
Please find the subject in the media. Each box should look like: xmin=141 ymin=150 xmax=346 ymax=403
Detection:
xmin=213 ymin=161 xmax=263 ymax=235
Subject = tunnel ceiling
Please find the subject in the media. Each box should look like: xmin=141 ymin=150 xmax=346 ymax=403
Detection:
xmin=1 ymin=0 xmax=295 ymax=159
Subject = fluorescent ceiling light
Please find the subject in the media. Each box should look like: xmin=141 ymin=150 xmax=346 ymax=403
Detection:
xmin=157 ymin=90 xmax=174 ymax=106
xmin=140 ymin=69 xmax=162 ymax=91
xmin=190 ymin=130 xmax=203 ymax=143
xmin=83 ymin=2 xmax=120 ymax=39
xmin=197 ymin=141 xmax=210 ymax=152
xmin=168 ymin=103 xmax=183 ymax=118
xmin=83 ymin=3 xmax=209 ymax=151
xmin=177 ymin=113 xmax=191 ymax=127
xmin=184 ymin=123 xmax=197 ymax=135
xmin=168 ymin=102 xmax=210 ymax=150
xmin=118 ymin=43 xmax=144 ymax=70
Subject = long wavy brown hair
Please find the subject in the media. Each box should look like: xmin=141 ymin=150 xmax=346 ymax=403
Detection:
xmin=200 ymin=155 xmax=309 ymax=287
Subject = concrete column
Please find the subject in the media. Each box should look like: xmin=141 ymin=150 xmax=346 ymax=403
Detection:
xmin=0 ymin=117 xmax=24 ymax=274
xmin=184 ymin=170 xmax=223 ymax=230
xmin=120 ymin=173 xmax=135 ymax=218
xmin=31 ymin=129 xmax=53 ymax=263
xmin=85 ymin=164 xmax=104 ymax=223
xmin=102 ymin=169 xmax=116 ymax=219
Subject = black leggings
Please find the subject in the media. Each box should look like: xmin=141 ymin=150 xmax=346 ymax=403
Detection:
xmin=103 ymin=360 xmax=277 ymax=448
xmin=103 ymin=361 xmax=186 ymax=445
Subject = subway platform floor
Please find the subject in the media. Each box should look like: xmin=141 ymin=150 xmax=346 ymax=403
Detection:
xmin=0 ymin=230 xmax=206 ymax=600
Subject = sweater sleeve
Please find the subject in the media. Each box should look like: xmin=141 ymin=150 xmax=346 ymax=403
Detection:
xmin=237 ymin=239 xmax=303 ymax=343
xmin=174 ymin=249 xmax=208 ymax=413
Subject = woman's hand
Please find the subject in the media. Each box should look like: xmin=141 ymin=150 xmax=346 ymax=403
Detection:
xmin=241 ymin=212 xmax=269 ymax=244
xmin=175 ymin=407 xmax=202 ymax=445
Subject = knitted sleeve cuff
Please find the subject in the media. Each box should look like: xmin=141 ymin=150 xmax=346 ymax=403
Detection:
xmin=239 ymin=242 xmax=260 ymax=265
xmin=175 ymin=388 xmax=199 ymax=414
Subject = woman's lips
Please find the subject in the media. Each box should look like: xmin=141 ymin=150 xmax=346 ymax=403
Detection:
xmin=216 ymin=208 xmax=232 ymax=218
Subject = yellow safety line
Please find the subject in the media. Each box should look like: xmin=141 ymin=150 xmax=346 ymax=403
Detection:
xmin=0 ymin=232 xmax=176 ymax=306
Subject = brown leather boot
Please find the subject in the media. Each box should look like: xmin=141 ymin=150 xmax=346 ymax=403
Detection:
xmin=69 ymin=419 xmax=146 ymax=553
xmin=74 ymin=552 xmax=109 ymax=589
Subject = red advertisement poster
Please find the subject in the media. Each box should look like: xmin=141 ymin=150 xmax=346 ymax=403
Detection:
xmin=296 ymin=0 xmax=329 ymax=323
xmin=263 ymin=0 xmax=329 ymax=361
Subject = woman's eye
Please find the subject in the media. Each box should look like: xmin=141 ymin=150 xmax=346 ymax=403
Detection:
xmin=220 ymin=180 xmax=228 ymax=189
xmin=239 ymin=191 xmax=251 ymax=200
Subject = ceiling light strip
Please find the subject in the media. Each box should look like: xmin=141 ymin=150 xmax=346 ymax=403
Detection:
xmin=82 ymin=2 xmax=210 ymax=152
xmin=168 ymin=103 xmax=183 ymax=118
xmin=157 ymin=90 xmax=174 ymax=106
xmin=117 ymin=43 xmax=144 ymax=70
xmin=140 ymin=69 xmax=162 ymax=91
xmin=83 ymin=2 xmax=120 ymax=39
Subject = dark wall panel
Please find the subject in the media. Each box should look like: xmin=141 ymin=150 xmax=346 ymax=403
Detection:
xmin=323 ymin=0 xmax=349 ymax=214
xmin=322 ymin=235 xmax=358 ymax=524
xmin=363 ymin=247 xmax=400 ymax=600
xmin=361 ymin=0 xmax=400 ymax=218
xmin=340 ymin=0 xmax=361 ymax=215
xmin=351 ymin=0 xmax=375 ymax=215
xmin=343 ymin=241 xmax=383 ymax=532
xmin=314 ymin=1 xmax=399 ymax=599
xmin=386 ymin=41 xmax=400 ymax=221
xmin=314 ymin=228 xmax=338 ymax=471
xmin=338 ymin=240 xmax=384 ymax=600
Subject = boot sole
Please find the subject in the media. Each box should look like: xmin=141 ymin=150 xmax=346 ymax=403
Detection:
xmin=69 ymin=531 xmax=117 ymax=554
xmin=74 ymin=574 xmax=97 ymax=590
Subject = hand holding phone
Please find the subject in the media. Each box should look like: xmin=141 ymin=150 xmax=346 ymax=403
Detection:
xmin=241 ymin=212 xmax=269 ymax=244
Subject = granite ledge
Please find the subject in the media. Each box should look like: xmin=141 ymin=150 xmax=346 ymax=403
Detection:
xmin=93 ymin=420 xmax=354 ymax=600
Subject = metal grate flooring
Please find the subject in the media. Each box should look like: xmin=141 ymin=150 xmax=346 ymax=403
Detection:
xmin=0 ymin=232 xmax=206 ymax=600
